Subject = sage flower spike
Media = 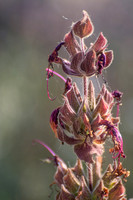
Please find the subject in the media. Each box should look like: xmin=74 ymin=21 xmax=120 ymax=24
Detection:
xmin=35 ymin=10 xmax=130 ymax=200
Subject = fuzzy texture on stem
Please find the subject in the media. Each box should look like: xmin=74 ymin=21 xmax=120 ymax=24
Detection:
xmin=35 ymin=10 xmax=130 ymax=200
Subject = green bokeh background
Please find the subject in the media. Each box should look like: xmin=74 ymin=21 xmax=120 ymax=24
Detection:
xmin=0 ymin=0 xmax=133 ymax=199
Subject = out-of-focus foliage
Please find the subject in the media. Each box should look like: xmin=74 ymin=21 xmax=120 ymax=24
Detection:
xmin=0 ymin=0 xmax=133 ymax=199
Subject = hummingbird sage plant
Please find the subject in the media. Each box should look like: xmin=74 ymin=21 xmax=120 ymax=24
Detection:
xmin=34 ymin=10 xmax=130 ymax=199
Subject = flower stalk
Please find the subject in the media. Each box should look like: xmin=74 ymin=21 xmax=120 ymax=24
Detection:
xmin=35 ymin=10 xmax=130 ymax=199
xmin=88 ymin=163 xmax=93 ymax=192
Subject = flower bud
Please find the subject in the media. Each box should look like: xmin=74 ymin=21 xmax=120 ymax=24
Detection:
xmin=76 ymin=176 xmax=91 ymax=199
xmin=108 ymin=180 xmax=126 ymax=200
xmin=59 ymin=97 xmax=76 ymax=126
xmin=57 ymin=184 xmax=75 ymax=200
xmin=71 ymin=159 xmax=83 ymax=177
xmin=66 ymin=83 xmax=82 ymax=112
xmin=73 ymin=10 xmax=94 ymax=38
xmin=50 ymin=107 xmax=60 ymax=137
xmin=88 ymin=80 xmax=96 ymax=111
xmin=93 ymin=96 xmax=109 ymax=118
xmin=93 ymin=180 xmax=109 ymax=199
xmin=63 ymin=169 xmax=80 ymax=194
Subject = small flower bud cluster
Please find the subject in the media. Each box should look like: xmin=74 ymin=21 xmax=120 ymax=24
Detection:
xmin=34 ymin=140 xmax=129 ymax=199
xmin=51 ymin=82 xmax=117 ymax=163
xmin=35 ymin=10 xmax=130 ymax=199
xmin=49 ymin=10 xmax=113 ymax=77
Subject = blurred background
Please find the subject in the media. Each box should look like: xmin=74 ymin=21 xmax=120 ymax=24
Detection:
xmin=0 ymin=0 xmax=133 ymax=199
